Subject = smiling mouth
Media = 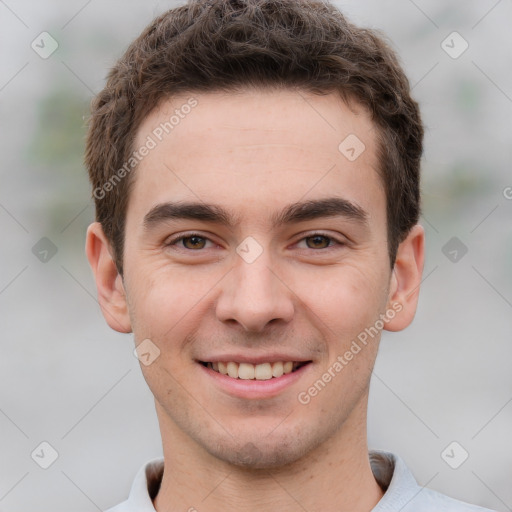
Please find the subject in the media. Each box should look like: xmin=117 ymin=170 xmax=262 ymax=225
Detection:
xmin=200 ymin=361 xmax=311 ymax=380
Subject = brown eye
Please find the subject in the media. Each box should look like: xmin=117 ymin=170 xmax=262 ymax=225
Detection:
xmin=305 ymin=235 xmax=332 ymax=249
xmin=182 ymin=235 xmax=207 ymax=249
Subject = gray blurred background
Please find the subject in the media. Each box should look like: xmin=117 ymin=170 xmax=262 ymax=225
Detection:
xmin=0 ymin=0 xmax=511 ymax=510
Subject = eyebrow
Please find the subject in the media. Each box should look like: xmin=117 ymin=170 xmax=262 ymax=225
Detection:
xmin=143 ymin=197 xmax=368 ymax=230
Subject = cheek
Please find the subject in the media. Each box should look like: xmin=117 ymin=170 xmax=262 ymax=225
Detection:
xmin=295 ymin=262 xmax=389 ymax=339
xmin=124 ymin=263 xmax=219 ymax=340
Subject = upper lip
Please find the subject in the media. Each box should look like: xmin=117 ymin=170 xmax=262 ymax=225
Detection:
xmin=197 ymin=354 xmax=312 ymax=365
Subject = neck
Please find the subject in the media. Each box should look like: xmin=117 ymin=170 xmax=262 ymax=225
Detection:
xmin=153 ymin=401 xmax=384 ymax=512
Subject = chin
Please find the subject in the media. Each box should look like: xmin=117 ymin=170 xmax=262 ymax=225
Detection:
xmin=202 ymin=430 xmax=317 ymax=470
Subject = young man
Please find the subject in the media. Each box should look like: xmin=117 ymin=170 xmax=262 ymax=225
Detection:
xmin=85 ymin=1 xmax=496 ymax=510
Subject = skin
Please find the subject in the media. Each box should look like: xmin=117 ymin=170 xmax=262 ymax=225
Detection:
xmin=86 ymin=88 xmax=424 ymax=512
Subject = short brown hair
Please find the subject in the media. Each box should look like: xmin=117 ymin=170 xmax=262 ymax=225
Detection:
xmin=86 ymin=0 xmax=423 ymax=274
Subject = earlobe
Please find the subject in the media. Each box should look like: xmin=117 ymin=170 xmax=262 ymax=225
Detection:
xmin=384 ymin=224 xmax=425 ymax=332
xmin=85 ymin=222 xmax=132 ymax=333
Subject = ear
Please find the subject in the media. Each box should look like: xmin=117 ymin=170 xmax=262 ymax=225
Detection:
xmin=85 ymin=222 xmax=132 ymax=333
xmin=384 ymin=224 xmax=425 ymax=332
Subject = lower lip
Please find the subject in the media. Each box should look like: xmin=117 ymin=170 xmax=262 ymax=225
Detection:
xmin=198 ymin=362 xmax=312 ymax=399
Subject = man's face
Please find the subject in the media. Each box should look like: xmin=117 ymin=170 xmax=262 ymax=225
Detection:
xmin=118 ymin=89 xmax=396 ymax=467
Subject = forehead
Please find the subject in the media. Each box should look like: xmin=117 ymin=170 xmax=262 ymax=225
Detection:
xmin=129 ymin=88 xmax=383 ymax=227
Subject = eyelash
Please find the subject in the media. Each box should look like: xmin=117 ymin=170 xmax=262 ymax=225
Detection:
xmin=165 ymin=232 xmax=345 ymax=251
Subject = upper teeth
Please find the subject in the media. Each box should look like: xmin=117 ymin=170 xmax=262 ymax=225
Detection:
xmin=208 ymin=361 xmax=297 ymax=380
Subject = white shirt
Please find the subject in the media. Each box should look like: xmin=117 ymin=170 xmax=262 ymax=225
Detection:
xmin=105 ymin=450 xmax=496 ymax=511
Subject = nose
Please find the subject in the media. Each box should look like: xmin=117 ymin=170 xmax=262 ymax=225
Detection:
xmin=215 ymin=248 xmax=295 ymax=333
